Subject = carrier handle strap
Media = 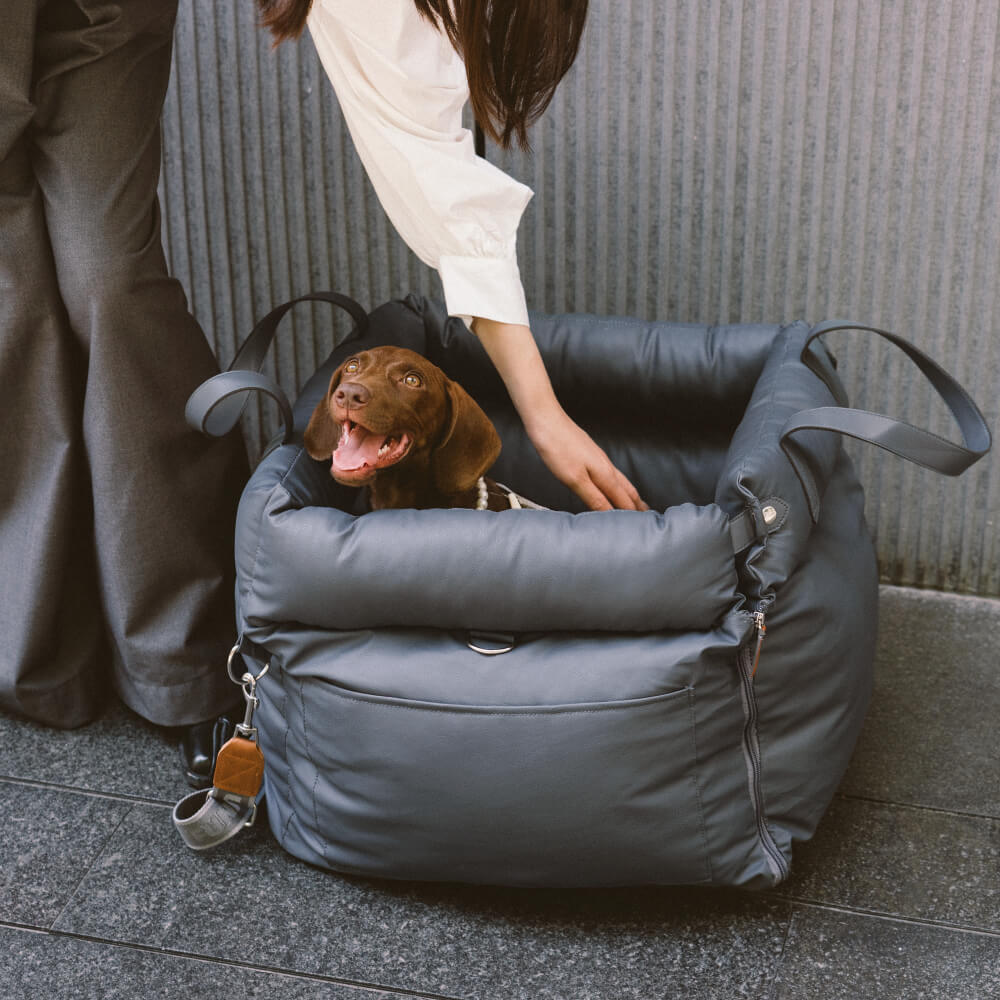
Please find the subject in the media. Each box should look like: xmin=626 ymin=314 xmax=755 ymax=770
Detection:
xmin=185 ymin=292 xmax=369 ymax=443
xmin=780 ymin=321 xmax=991 ymax=520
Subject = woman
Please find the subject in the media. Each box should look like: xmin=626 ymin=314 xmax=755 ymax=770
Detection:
xmin=1 ymin=0 xmax=248 ymax=784
xmin=258 ymin=0 xmax=645 ymax=511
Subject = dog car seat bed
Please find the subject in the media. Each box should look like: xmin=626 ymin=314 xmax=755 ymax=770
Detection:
xmin=196 ymin=292 xmax=988 ymax=889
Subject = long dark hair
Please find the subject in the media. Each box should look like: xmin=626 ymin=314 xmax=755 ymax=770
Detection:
xmin=255 ymin=0 xmax=589 ymax=149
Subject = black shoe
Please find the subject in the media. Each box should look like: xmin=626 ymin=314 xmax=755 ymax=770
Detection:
xmin=178 ymin=709 xmax=239 ymax=789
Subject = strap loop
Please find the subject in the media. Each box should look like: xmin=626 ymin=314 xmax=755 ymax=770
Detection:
xmin=185 ymin=291 xmax=369 ymax=443
xmin=729 ymin=497 xmax=789 ymax=553
xmin=185 ymin=369 xmax=295 ymax=443
xmin=172 ymin=787 xmax=257 ymax=851
xmin=781 ymin=322 xmax=991 ymax=520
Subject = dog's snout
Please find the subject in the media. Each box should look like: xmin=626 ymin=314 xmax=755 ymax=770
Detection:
xmin=334 ymin=381 xmax=371 ymax=409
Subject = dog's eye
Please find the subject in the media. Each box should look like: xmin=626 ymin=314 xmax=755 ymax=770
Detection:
xmin=403 ymin=373 xmax=423 ymax=388
xmin=345 ymin=359 xmax=360 ymax=373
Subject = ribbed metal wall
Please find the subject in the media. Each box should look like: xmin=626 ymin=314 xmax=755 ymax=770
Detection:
xmin=161 ymin=0 xmax=998 ymax=596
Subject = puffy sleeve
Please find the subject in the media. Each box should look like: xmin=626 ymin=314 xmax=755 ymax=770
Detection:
xmin=307 ymin=0 xmax=534 ymax=327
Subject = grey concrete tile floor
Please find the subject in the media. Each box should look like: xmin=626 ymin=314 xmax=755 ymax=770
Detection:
xmin=1 ymin=585 xmax=997 ymax=999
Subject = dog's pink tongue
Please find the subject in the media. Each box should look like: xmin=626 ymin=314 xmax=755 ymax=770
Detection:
xmin=333 ymin=424 xmax=382 ymax=471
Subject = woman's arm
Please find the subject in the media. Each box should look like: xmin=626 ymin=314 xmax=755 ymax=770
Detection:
xmin=472 ymin=317 xmax=646 ymax=511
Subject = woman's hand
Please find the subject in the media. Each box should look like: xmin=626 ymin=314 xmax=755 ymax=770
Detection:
xmin=525 ymin=402 xmax=647 ymax=511
xmin=471 ymin=316 xmax=648 ymax=511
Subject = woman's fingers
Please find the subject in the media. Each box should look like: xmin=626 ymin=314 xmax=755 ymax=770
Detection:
xmin=591 ymin=460 xmax=648 ymax=512
xmin=532 ymin=414 xmax=648 ymax=512
xmin=582 ymin=458 xmax=648 ymax=512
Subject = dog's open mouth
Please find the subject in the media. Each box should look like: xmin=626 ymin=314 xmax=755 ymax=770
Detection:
xmin=330 ymin=419 xmax=412 ymax=484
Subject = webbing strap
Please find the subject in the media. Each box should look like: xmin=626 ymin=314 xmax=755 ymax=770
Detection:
xmin=781 ymin=322 xmax=991 ymax=520
xmin=185 ymin=291 xmax=369 ymax=443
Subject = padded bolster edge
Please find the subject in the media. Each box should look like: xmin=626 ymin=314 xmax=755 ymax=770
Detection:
xmin=237 ymin=449 xmax=739 ymax=634
xmin=417 ymin=295 xmax=781 ymax=422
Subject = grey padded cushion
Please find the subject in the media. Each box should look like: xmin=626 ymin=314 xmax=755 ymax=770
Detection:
xmin=236 ymin=447 xmax=740 ymax=633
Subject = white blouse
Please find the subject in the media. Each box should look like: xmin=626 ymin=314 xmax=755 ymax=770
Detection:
xmin=308 ymin=0 xmax=534 ymax=328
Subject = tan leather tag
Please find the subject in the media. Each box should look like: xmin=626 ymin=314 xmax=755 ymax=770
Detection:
xmin=213 ymin=736 xmax=265 ymax=798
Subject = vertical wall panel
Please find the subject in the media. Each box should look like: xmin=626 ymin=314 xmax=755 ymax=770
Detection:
xmin=161 ymin=0 xmax=998 ymax=596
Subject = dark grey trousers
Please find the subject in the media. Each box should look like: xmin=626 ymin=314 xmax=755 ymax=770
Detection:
xmin=0 ymin=0 xmax=249 ymax=728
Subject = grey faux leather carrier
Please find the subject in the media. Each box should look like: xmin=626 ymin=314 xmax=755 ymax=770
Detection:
xmin=217 ymin=294 xmax=988 ymax=888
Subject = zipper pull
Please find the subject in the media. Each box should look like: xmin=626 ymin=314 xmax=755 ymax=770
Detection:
xmin=751 ymin=611 xmax=767 ymax=678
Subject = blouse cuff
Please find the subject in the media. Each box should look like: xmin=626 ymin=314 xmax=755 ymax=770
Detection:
xmin=438 ymin=254 xmax=531 ymax=329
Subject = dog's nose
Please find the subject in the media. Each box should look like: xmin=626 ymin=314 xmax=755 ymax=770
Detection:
xmin=334 ymin=381 xmax=370 ymax=409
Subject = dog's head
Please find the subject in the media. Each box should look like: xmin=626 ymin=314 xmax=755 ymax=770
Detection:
xmin=304 ymin=346 xmax=501 ymax=508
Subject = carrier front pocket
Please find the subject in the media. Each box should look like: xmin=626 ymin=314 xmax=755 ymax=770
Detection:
xmin=278 ymin=678 xmax=714 ymax=887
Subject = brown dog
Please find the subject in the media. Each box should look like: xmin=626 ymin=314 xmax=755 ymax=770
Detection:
xmin=304 ymin=346 xmax=518 ymax=510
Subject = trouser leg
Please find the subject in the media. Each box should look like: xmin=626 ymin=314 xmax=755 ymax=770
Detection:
xmin=0 ymin=0 xmax=108 ymax=727
xmin=29 ymin=0 xmax=249 ymax=726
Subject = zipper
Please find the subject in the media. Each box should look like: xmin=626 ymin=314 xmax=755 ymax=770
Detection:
xmin=736 ymin=608 xmax=789 ymax=883
xmin=750 ymin=611 xmax=767 ymax=677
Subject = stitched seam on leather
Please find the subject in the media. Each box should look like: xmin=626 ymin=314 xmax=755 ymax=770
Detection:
xmin=684 ymin=688 xmax=714 ymax=884
xmin=244 ymin=447 xmax=310 ymax=621
xmin=315 ymin=686 xmax=693 ymax=717
xmin=295 ymin=673 xmax=330 ymax=865
xmin=243 ymin=454 xmax=294 ymax=612
xmin=280 ymin=665 xmax=296 ymax=846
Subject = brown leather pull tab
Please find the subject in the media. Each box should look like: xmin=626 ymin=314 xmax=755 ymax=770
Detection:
xmin=213 ymin=736 xmax=265 ymax=798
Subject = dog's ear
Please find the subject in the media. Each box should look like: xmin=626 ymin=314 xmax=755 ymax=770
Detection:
xmin=303 ymin=365 xmax=344 ymax=460
xmin=432 ymin=379 xmax=501 ymax=496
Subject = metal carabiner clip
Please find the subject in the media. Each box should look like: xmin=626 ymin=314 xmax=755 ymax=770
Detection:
xmin=226 ymin=642 xmax=270 ymax=739
xmin=227 ymin=642 xmax=270 ymax=685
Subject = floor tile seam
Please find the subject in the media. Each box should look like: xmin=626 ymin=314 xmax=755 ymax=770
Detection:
xmin=763 ymin=905 xmax=815 ymax=1000
xmin=834 ymin=790 xmax=1000 ymax=823
xmin=0 ymin=921 xmax=465 ymax=1000
xmin=48 ymin=803 xmax=139 ymax=933
xmin=761 ymin=902 xmax=797 ymax=1000
xmin=0 ymin=774 xmax=175 ymax=808
xmin=770 ymin=896 xmax=1000 ymax=940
